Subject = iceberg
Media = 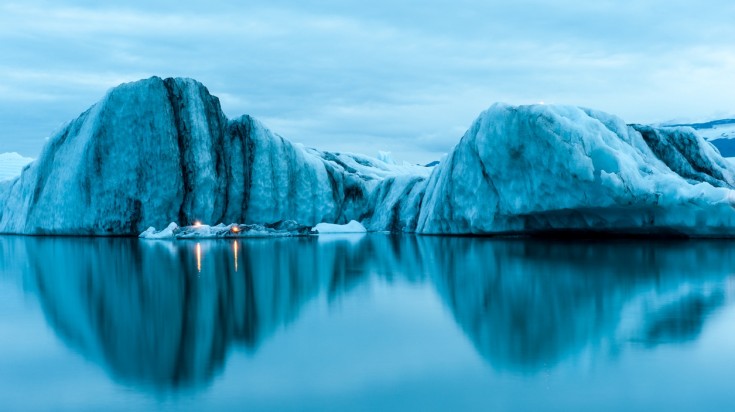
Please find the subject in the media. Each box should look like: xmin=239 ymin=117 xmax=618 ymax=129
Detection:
xmin=312 ymin=220 xmax=367 ymax=234
xmin=3 ymin=78 xmax=735 ymax=237
xmin=415 ymin=104 xmax=735 ymax=236
xmin=0 ymin=152 xmax=33 ymax=182
xmin=139 ymin=222 xmax=180 ymax=239
xmin=0 ymin=77 xmax=425 ymax=235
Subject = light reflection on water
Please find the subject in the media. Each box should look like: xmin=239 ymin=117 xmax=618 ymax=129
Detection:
xmin=195 ymin=242 xmax=202 ymax=273
xmin=233 ymin=241 xmax=238 ymax=273
xmin=1 ymin=235 xmax=735 ymax=410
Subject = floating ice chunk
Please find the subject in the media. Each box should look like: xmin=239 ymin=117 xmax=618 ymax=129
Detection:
xmin=139 ymin=220 xmax=314 ymax=240
xmin=175 ymin=224 xmax=218 ymax=239
xmin=312 ymin=220 xmax=367 ymax=234
xmin=139 ymin=222 xmax=179 ymax=239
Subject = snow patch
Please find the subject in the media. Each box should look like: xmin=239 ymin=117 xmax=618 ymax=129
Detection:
xmin=139 ymin=222 xmax=179 ymax=239
xmin=312 ymin=220 xmax=367 ymax=234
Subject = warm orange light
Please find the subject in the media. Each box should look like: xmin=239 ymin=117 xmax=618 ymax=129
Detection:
xmin=196 ymin=243 xmax=202 ymax=272
xmin=194 ymin=221 xmax=202 ymax=227
xmin=232 ymin=226 xmax=240 ymax=233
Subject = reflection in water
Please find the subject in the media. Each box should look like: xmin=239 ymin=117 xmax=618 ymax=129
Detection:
xmin=424 ymin=239 xmax=735 ymax=372
xmin=641 ymin=290 xmax=724 ymax=346
xmin=196 ymin=242 xmax=202 ymax=273
xmin=233 ymin=241 xmax=238 ymax=272
xmin=0 ymin=235 xmax=733 ymax=392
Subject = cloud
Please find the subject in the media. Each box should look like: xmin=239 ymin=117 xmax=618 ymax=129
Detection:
xmin=0 ymin=0 xmax=733 ymax=163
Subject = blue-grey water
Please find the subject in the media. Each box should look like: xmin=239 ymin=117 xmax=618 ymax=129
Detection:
xmin=1 ymin=234 xmax=735 ymax=411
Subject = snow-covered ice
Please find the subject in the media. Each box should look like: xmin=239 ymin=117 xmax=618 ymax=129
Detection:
xmin=312 ymin=220 xmax=367 ymax=234
xmin=139 ymin=222 xmax=180 ymax=239
xmin=140 ymin=220 xmax=314 ymax=239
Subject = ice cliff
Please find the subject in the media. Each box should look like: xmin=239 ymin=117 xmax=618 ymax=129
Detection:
xmin=0 ymin=77 xmax=427 ymax=235
xmin=2 ymin=77 xmax=735 ymax=236
xmin=416 ymin=104 xmax=735 ymax=236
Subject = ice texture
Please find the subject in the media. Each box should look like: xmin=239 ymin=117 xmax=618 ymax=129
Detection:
xmin=416 ymin=104 xmax=735 ymax=236
xmin=139 ymin=222 xmax=180 ymax=239
xmin=377 ymin=151 xmax=396 ymax=165
xmin=0 ymin=77 xmax=425 ymax=235
xmin=664 ymin=119 xmax=735 ymax=158
xmin=4 ymin=78 xmax=735 ymax=237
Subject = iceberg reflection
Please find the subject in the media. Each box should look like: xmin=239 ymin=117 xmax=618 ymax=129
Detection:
xmin=233 ymin=240 xmax=238 ymax=272
xmin=1 ymin=235 xmax=733 ymax=391
xmin=422 ymin=238 xmax=735 ymax=372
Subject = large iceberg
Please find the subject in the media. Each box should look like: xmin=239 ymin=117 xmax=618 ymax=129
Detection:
xmin=0 ymin=77 xmax=427 ymax=235
xmin=2 ymin=77 xmax=735 ymax=237
xmin=416 ymin=104 xmax=735 ymax=236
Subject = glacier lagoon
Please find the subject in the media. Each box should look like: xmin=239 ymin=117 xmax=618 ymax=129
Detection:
xmin=2 ymin=234 xmax=735 ymax=411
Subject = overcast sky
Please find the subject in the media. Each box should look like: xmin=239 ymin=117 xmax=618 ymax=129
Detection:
xmin=1 ymin=0 xmax=734 ymax=163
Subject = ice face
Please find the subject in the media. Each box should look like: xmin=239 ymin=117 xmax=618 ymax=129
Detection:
xmin=0 ymin=77 xmax=420 ymax=235
xmin=415 ymin=104 xmax=735 ymax=236
xmin=4 ymin=78 xmax=735 ymax=237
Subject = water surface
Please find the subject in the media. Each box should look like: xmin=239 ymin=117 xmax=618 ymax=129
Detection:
xmin=1 ymin=234 xmax=734 ymax=411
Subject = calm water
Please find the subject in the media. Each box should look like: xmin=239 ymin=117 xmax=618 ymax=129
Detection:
xmin=1 ymin=234 xmax=735 ymax=411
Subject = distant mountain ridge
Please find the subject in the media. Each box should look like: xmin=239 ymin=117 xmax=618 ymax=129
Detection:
xmin=664 ymin=118 xmax=735 ymax=130
xmin=663 ymin=118 xmax=735 ymax=157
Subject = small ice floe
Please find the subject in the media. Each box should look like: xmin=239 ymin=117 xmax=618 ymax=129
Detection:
xmin=139 ymin=222 xmax=179 ymax=239
xmin=139 ymin=220 xmax=314 ymax=240
xmin=312 ymin=220 xmax=367 ymax=234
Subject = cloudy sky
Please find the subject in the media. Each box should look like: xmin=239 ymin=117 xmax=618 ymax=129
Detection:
xmin=1 ymin=0 xmax=734 ymax=163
